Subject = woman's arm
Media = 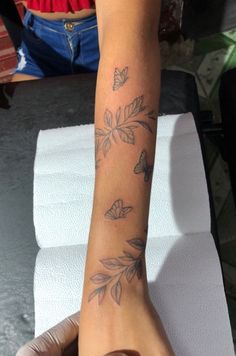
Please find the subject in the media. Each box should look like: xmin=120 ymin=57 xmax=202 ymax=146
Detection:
xmin=79 ymin=1 xmax=174 ymax=355
xmin=86 ymin=0 xmax=160 ymax=301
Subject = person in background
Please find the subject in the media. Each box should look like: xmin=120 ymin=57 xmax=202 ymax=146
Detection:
xmin=16 ymin=0 xmax=175 ymax=355
xmin=11 ymin=0 xmax=99 ymax=81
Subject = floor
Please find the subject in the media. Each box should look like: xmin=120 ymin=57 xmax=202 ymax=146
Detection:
xmin=163 ymin=25 xmax=236 ymax=350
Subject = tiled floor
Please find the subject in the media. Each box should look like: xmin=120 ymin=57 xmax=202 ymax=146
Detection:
xmin=164 ymin=29 xmax=236 ymax=350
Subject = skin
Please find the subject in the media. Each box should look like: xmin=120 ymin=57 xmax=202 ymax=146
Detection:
xmin=79 ymin=1 xmax=175 ymax=355
xmin=15 ymin=311 xmax=130 ymax=355
xmin=16 ymin=1 xmax=176 ymax=355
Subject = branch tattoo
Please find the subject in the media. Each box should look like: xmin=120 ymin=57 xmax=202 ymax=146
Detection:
xmin=88 ymin=238 xmax=146 ymax=305
xmin=105 ymin=199 xmax=133 ymax=220
xmin=95 ymin=95 xmax=157 ymax=167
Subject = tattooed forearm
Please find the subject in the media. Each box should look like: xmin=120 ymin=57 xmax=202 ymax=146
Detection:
xmin=134 ymin=150 xmax=153 ymax=182
xmin=113 ymin=67 xmax=129 ymax=91
xmin=95 ymin=95 xmax=155 ymax=160
xmin=88 ymin=238 xmax=146 ymax=305
xmin=105 ymin=199 xmax=133 ymax=220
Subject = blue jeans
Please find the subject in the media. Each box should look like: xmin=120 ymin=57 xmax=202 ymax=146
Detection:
xmin=14 ymin=10 xmax=100 ymax=77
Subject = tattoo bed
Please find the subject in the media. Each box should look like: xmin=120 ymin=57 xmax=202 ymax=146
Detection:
xmin=0 ymin=70 xmax=234 ymax=355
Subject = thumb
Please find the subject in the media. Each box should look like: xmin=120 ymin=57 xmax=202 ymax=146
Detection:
xmin=104 ymin=352 xmax=140 ymax=356
xmin=16 ymin=311 xmax=80 ymax=356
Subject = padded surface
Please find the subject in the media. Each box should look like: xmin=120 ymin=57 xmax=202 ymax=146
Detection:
xmin=0 ymin=70 xmax=204 ymax=355
xmin=34 ymin=235 xmax=234 ymax=355
xmin=33 ymin=111 xmax=234 ymax=354
xmin=33 ymin=114 xmax=211 ymax=248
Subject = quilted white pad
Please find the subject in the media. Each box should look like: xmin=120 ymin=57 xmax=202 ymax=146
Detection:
xmin=33 ymin=113 xmax=234 ymax=355
xmin=33 ymin=113 xmax=210 ymax=248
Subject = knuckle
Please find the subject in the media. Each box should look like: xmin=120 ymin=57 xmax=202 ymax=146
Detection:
xmin=16 ymin=345 xmax=40 ymax=356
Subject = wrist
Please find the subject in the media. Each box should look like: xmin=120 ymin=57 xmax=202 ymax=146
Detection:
xmin=82 ymin=248 xmax=148 ymax=307
xmin=81 ymin=273 xmax=149 ymax=313
xmin=82 ymin=221 xmax=149 ymax=307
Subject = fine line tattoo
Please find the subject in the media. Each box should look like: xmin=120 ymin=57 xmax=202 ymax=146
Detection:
xmin=95 ymin=95 xmax=156 ymax=159
xmin=134 ymin=150 xmax=153 ymax=182
xmin=145 ymin=110 xmax=158 ymax=121
xmin=105 ymin=199 xmax=133 ymax=220
xmin=113 ymin=67 xmax=129 ymax=91
xmin=88 ymin=238 xmax=146 ymax=305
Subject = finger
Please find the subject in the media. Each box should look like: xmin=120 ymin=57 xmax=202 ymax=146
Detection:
xmin=105 ymin=354 xmax=128 ymax=356
xmin=46 ymin=311 xmax=80 ymax=352
xmin=104 ymin=352 xmax=140 ymax=356
xmin=16 ymin=311 xmax=80 ymax=356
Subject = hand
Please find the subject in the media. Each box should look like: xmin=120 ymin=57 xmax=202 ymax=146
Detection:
xmin=15 ymin=311 xmax=130 ymax=356
xmin=79 ymin=285 xmax=175 ymax=356
xmin=16 ymin=311 xmax=80 ymax=356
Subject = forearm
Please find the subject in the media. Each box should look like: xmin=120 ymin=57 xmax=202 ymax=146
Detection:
xmin=83 ymin=35 xmax=160 ymax=305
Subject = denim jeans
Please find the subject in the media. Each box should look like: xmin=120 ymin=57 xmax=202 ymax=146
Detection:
xmin=14 ymin=10 xmax=100 ymax=77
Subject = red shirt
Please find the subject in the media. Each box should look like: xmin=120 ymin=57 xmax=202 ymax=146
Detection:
xmin=26 ymin=0 xmax=95 ymax=12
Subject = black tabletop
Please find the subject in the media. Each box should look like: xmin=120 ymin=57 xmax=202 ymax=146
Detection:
xmin=0 ymin=70 xmax=201 ymax=355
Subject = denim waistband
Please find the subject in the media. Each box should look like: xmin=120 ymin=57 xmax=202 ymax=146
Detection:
xmin=24 ymin=9 xmax=97 ymax=33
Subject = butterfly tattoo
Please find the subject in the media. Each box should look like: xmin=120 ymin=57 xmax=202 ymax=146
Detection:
xmin=134 ymin=150 xmax=153 ymax=182
xmin=105 ymin=199 xmax=133 ymax=220
xmin=113 ymin=67 xmax=129 ymax=91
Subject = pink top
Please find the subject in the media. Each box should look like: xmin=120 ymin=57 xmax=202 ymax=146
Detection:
xmin=26 ymin=0 xmax=95 ymax=12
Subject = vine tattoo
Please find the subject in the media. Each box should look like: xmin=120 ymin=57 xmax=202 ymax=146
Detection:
xmin=88 ymin=238 xmax=146 ymax=305
xmin=95 ymin=95 xmax=157 ymax=160
xmin=105 ymin=199 xmax=133 ymax=220
xmin=113 ymin=67 xmax=129 ymax=91
xmin=134 ymin=150 xmax=153 ymax=182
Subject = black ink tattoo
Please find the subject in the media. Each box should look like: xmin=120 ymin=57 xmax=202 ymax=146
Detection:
xmin=88 ymin=238 xmax=146 ymax=305
xmin=105 ymin=199 xmax=133 ymax=220
xmin=145 ymin=110 xmax=158 ymax=120
xmin=95 ymin=95 xmax=154 ymax=159
xmin=113 ymin=67 xmax=129 ymax=91
xmin=95 ymin=138 xmax=101 ymax=170
xmin=134 ymin=150 xmax=153 ymax=182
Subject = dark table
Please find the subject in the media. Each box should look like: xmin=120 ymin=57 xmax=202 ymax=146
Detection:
xmin=0 ymin=70 xmax=215 ymax=355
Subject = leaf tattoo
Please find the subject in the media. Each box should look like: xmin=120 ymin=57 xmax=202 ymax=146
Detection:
xmin=116 ymin=127 xmax=135 ymax=144
xmin=127 ymin=238 xmax=146 ymax=251
xmin=101 ymin=258 xmax=125 ymax=270
xmin=95 ymin=95 xmax=155 ymax=160
xmin=145 ymin=110 xmax=158 ymax=120
xmin=90 ymin=273 xmax=111 ymax=284
xmin=88 ymin=238 xmax=146 ymax=305
xmin=105 ymin=199 xmax=133 ymax=220
xmin=111 ymin=281 xmax=122 ymax=305
xmin=134 ymin=150 xmax=153 ymax=182
xmin=88 ymin=285 xmax=106 ymax=305
xmin=124 ymin=95 xmax=146 ymax=121
xmin=113 ymin=67 xmax=129 ymax=91
xmin=95 ymin=138 xmax=101 ymax=170
xmin=104 ymin=109 xmax=113 ymax=128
